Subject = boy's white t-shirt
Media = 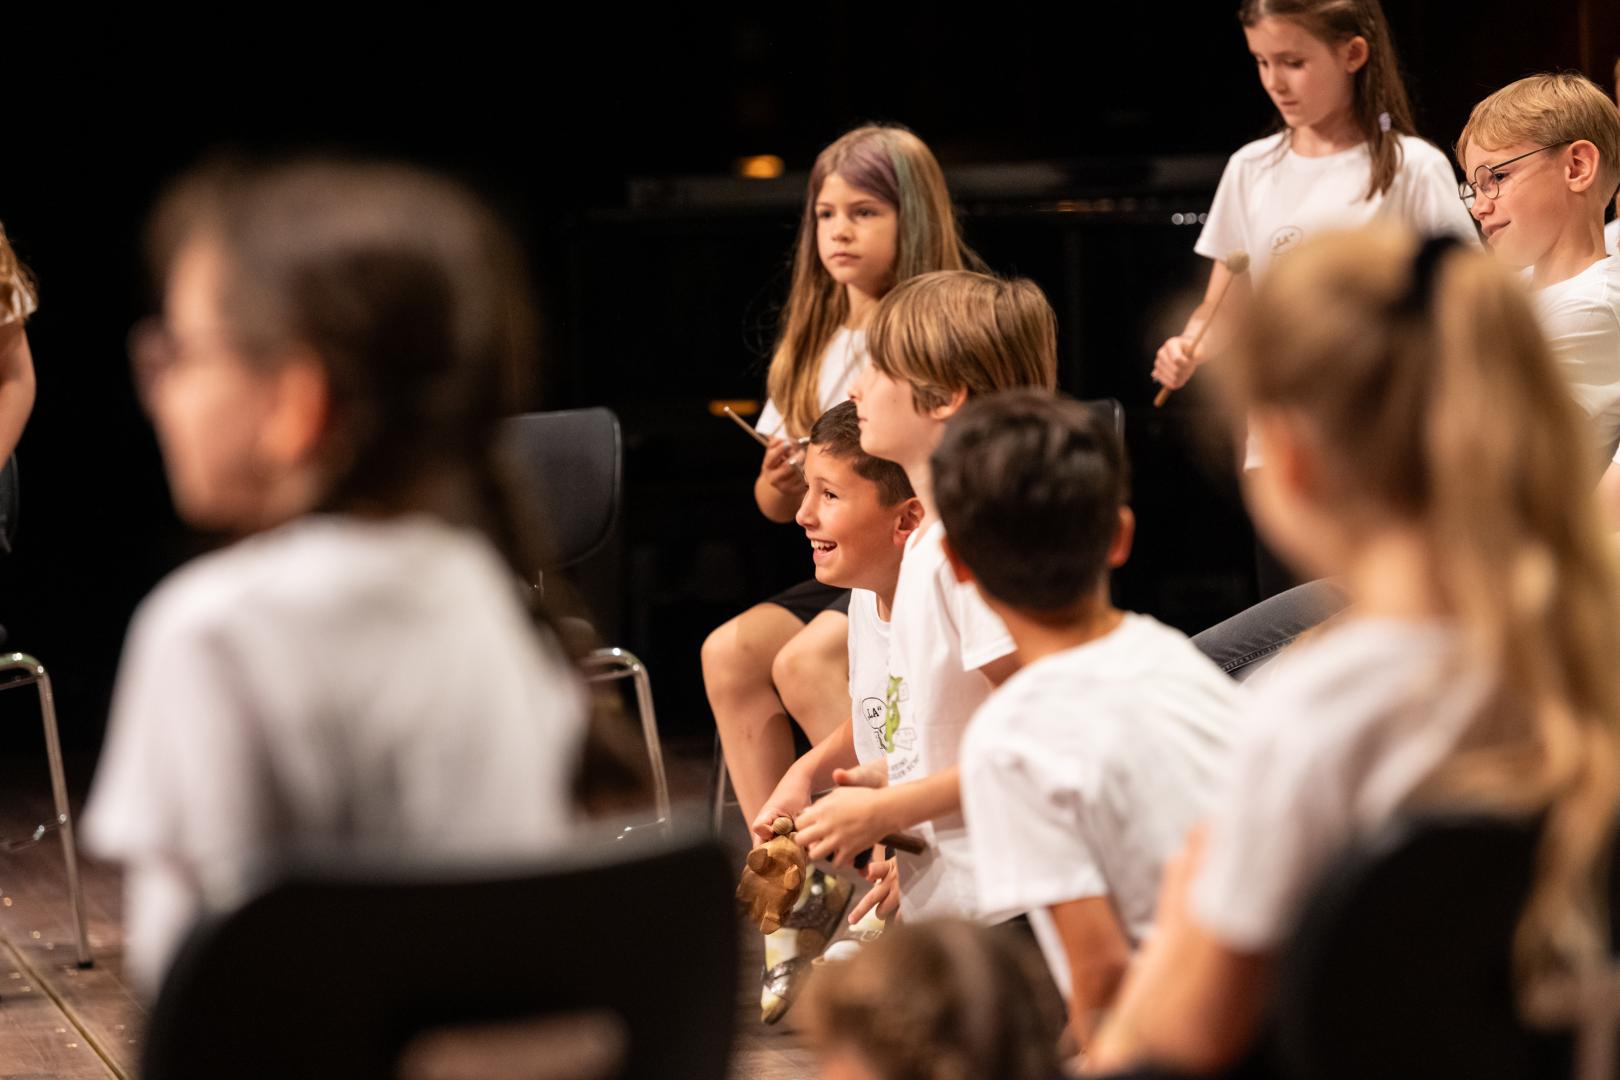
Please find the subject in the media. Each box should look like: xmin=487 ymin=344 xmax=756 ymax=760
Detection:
xmin=83 ymin=514 xmax=589 ymax=992
xmin=756 ymin=327 xmax=867 ymax=440
xmin=1198 ymin=134 xmax=1477 ymax=469
xmin=1191 ymin=618 xmax=1480 ymax=951
xmin=1605 ymin=218 xmax=1618 ymax=257
xmin=884 ymin=523 xmax=1017 ymax=921
xmin=1530 ymin=254 xmax=1620 ymax=465
xmin=847 ymin=587 xmax=893 ymax=766
xmin=961 ymin=614 xmax=1244 ymax=990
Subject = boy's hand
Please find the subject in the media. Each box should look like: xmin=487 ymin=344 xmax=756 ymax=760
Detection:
xmin=797 ymin=787 xmax=896 ymax=868
xmin=831 ymin=758 xmax=888 ymax=790
xmin=1151 ymin=334 xmax=1203 ymax=390
xmin=760 ymin=437 xmax=806 ymax=496
xmin=751 ymin=772 xmax=814 ymax=843
xmin=848 ymin=850 xmax=900 ymax=923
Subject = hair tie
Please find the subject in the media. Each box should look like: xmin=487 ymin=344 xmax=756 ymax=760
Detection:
xmin=1400 ymin=234 xmax=1460 ymax=314
xmin=1378 ymin=112 xmax=1392 ymax=133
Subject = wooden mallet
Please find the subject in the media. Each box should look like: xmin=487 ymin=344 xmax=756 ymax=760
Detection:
xmin=1153 ymin=250 xmax=1250 ymax=407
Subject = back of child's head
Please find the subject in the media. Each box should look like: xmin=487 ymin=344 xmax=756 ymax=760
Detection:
xmin=866 ymin=270 xmax=1058 ymax=410
xmin=770 ymin=125 xmax=981 ymax=438
xmin=147 ymin=157 xmax=539 ymax=559
xmin=1238 ymin=0 xmax=1414 ymax=199
xmin=932 ymin=390 xmax=1126 ymax=615
xmin=0 ymin=221 xmax=36 ymax=326
xmin=797 ymin=919 xmax=1064 ymax=1080
xmin=809 ymin=400 xmax=914 ymax=505
xmin=1456 ymin=72 xmax=1620 ymax=203
xmin=1226 ymin=223 xmax=1620 ymax=988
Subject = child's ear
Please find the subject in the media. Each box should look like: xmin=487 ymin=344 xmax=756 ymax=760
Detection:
xmin=1565 ymin=140 xmax=1601 ymax=194
xmin=1107 ymin=506 xmax=1136 ymax=569
xmin=892 ymin=497 xmax=924 ymax=548
xmin=1341 ymin=34 xmax=1368 ymax=74
xmin=929 ymin=387 xmax=970 ymax=422
xmin=940 ymin=533 xmax=975 ymax=585
xmin=259 ymin=349 xmax=330 ymax=469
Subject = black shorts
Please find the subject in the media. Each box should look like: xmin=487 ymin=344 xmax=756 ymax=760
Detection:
xmin=767 ymin=578 xmax=852 ymax=624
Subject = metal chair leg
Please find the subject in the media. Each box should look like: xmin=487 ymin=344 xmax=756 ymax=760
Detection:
xmin=583 ymin=648 xmax=671 ymax=833
xmin=0 ymin=653 xmax=92 ymax=968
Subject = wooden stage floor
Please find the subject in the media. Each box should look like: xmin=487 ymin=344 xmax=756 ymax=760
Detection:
xmin=0 ymin=744 xmax=818 ymax=1079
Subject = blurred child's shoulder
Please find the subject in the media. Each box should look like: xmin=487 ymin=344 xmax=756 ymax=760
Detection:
xmin=1228 ymin=132 xmax=1290 ymax=166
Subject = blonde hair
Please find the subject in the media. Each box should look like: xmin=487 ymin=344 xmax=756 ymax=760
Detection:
xmin=766 ymin=125 xmax=979 ymax=438
xmin=0 ymin=222 xmax=37 ymax=326
xmin=1238 ymin=0 xmax=1418 ymax=201
xmin=1456 ymin=72 xmax=1620 ymax=199
xmin=1226 ymin=224 xmax=1620 ymax=992
xmin=797 ymin=920 xmax=1064 ymax=1080
xmin=867 ymin=271 xmax=1058 ymax=412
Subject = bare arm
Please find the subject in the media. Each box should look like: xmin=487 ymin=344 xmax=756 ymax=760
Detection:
xmin=1151 ymin=259 xmax=1249 ymax=391
xmin=750 ymin=718 xmax=858 ymax=841
xmin=796 ymin=764 xmax=960 ymax=866
xmin=1047 ymin=896 xmax=1133 ymax=1048
xmin=1084 ymin=831 xmax=1272 ymax=1074
xmin=0 ymin=324 xmax=37 ymax=463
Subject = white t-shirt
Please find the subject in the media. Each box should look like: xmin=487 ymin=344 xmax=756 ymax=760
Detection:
xmin=755 ymin=327 xmax=867 ymax=441
xmin=961 ymin=614 xmax=1244 ymax=994
xmin=847 ymin=587 xmax=893 ymax=766
xmin=1530 ymin=255 xmax=1620 ymax=465
xmin=83 ymin=514 xmax=589 ymax=992
xmin=885 ymin=523 xmax=1017 ymax=921
xmin=1604 ymin=218 xmax=1618 ymax=258
xmin=1191 ymin=618 xmax=1480 ymax=952
xmin=1197 ymin=133 xmax=1477 ymax=280
xmin=1199 ymin=134 xmax=1479 ymax=469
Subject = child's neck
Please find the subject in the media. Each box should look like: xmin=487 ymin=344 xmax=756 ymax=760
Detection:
xmin=902 ymin=455 xmax=940 ymax=527
xmin=1530 ymin=214 xmax=1609 ymax=289
xmin=1289 ymin=106 xmax=1364 ymax=158
xmin=996 ymin=590 xmax=1124 ymax=666
xmin=1342 ymin=525 xmax=1449 ymax=620
xmin=845 ymin=283 xmax=884 ymax=330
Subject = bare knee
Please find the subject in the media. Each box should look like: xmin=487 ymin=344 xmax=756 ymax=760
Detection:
xmin=772 ymin=622 xmax=847 ymax=716
xmin=703 ymin=605 xmax=803 ymax=700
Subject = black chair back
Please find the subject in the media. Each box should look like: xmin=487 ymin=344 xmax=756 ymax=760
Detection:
xmin=1274 ymin=813 xmax=1604 ymax=1080
xmin=0 ymin=454 xmax=19 ymax=556
xmin=142 ymin=834 xmax=737 ymax=1080
xmin=498 ymin=408 xmax=621 ymax=570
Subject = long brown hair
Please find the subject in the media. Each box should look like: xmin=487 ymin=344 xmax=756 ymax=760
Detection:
xmin=147 ymin=157 xmax=649 ymax=811
xmin=1226 ymin=224 xmax=1620 ymax=992
xmin=0 ymin=222 xmax=37 ymax=325
xmin=1238 ymin=0 xmax=1418 ymax=200
xmin=766 ymin=124 xmax=979 ymax=438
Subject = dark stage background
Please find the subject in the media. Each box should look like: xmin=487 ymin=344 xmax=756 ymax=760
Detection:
xmin=0 ymin=5 xmax=1615 ymax=750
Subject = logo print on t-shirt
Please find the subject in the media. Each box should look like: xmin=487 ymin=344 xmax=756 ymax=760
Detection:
xmin=861 ymin=696 xmax=885 ymax=754
xmin=883 ymin=675 xmax=904 ymax=753
xmin=1270 ymin=225 xmax=1304 ymax=258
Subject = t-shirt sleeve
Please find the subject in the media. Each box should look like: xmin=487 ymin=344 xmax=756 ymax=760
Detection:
xmin=1189 ymin=704 xmax=1351 ymax=951
xmin=754 ymin=396 xmax=786 ymax=441
xmin=1194 ymin=152 xmax=1249 ymax=263
xmin=1400 ymin=143 xmax=1478 ymax=243
xmin=950 ymin=576 xmax=1015 ymax=672
xmin=83 ymin=600 xmax=275 ymax=896
xmin=963 ymin=718 xmax=1108 ymax=917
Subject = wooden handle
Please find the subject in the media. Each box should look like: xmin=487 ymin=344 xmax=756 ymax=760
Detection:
xmin=1154 ymin=258 xmax=1243 ymax=408
xmin=879 ymin=831 xmax=927 ymax=856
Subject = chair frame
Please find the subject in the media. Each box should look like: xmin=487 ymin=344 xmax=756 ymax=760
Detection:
xmin=0 ymin=652 xmax=91 ymax=967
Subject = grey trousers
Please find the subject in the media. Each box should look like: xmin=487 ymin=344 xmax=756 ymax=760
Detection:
xmin=1191 ymin=580 xmax=1349 ymax=683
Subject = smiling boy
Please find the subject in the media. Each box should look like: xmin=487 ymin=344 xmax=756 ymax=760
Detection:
xmin=1457 ymin=73 xmax=1620 ymax=468
xmin=754 ymin=399 xmax=922 ymax=1022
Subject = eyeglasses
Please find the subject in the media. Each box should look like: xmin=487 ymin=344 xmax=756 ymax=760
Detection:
xmin=127 ymin=317 xmax=249 ymax=412
xmin=1457 ymin=142 xmax=1568 ymax=208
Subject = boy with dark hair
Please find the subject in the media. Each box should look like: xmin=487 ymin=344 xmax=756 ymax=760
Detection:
xmin=937 ymin=390 xmax=1243 ymax=1051
xmin=755 ymin=400 xmax=922 ymax=1022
